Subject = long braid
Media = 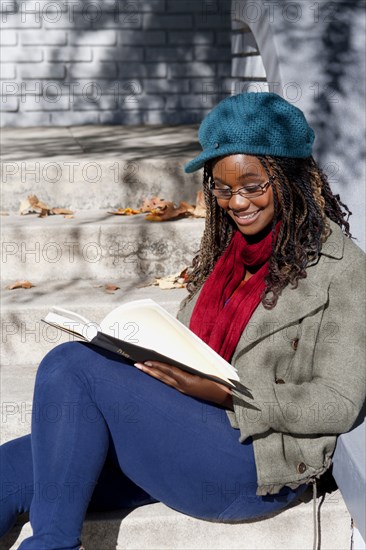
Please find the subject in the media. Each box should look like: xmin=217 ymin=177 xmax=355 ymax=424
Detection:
xmin=181 ymin=156 xmax=352 ymax=311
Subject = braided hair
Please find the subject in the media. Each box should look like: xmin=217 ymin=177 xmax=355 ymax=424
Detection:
xmin=182 ymin=155 xmax=352 ymax=310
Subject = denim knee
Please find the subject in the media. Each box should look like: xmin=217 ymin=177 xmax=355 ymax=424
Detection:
xmin=36 ymin=341 xmax=90 ymax=384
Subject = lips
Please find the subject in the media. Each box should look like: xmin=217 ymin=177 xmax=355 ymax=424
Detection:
xmin=231 ymin=209 xmax=261 ymax=226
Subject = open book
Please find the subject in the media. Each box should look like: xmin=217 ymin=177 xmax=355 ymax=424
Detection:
xmin=42 ymin=299 xmax=250 ymax=398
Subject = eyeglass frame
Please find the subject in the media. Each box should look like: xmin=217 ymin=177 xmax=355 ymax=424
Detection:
xmin=209 ymin=174 xmax=276 ymax=200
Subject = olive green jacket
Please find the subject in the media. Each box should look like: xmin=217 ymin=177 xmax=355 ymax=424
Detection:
xmin=176 ymin=219 xmax=366 ymax=495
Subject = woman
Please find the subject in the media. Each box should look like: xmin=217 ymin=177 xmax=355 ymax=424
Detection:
xmin=1 ymin=92 xmax=365 ymax=550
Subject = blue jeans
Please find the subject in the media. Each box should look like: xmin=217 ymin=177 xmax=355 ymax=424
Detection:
xmin=0 ymin=342 xmax=305 ymax=550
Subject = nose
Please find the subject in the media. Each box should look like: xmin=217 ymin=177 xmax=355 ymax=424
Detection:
xmin=227 ymin=192 xmax=251 ymax=211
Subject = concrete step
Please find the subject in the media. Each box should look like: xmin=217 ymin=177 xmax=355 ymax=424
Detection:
xmin=1 ymin=280 xmax=188 ymax=367
xmin=2 ymin=488 xmax=351 ymax=550
xmin=1 ymin=211 xmax=204 ymax=282
xmin=0 ymin=125 xmax=202 ymax=211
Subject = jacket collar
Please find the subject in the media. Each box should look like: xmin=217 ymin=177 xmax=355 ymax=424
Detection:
xmin=231 ymin=219 xmax=345 ymax=359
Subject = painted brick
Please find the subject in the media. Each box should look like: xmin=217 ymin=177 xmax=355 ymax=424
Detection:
xmin=190 ymin=79 xmax=232 ymax=94
xmin=137 ymin=0 xmax=166 ymax=11
xmin=145 ymin=47 xmax=193 ymax=62
xmin=180 ymin=94 xmax=221 ymax=109
xmin=99 ymin=110 xmax=144 ymax=124
xmin=216 ymin=30 xmax=232 ymax=46
xmin=0 ymin=64 xmax=16 ymax=80
xmin=168 ymin=31 xmax=214 ymax=45
xmin=18 ymin=0 xmax=67 ymax=11
xmin=93 ymin=47 xmax=143 ymax=62
xmin=70 ymin=31 xmax=117 ymax=46
xmin=118 ymin=63 xmax=167 ymax=78
xmin=0 ymin=95 xmax=18 ymax=111
xmin=89 ymin=11 xmax=142 ymax=29
xmin=168 ymin=62 xmax=216 ymax=78
xmin=117 ymin=30 xmax=166 ymax=45
xmin=21 ymin=95 xmax=70 ymax=111
xmin=68 ymin=62 xmax=118 ymax=79
xmin=0 ymin=111 xmax=51 ymax=126
xmin=64 ymin=79 xmax=143 ymax=98
xmin=21 ymin=30 xmax=67 ymax=45
xmin=0 ymin=30 xmax=17 ymax=46
xmin=165 ymin=94 xmax=220 ymax=110
xmin=72 ymin=94 xmax=164 ymax=111
xmin=0 ymin=0 xmax=17 ymax=13
xmin=142 ymin=79 xmax=190 ymax=94
xmin=195 ymin=14 xmax=231 ymax=29
xmin=20 ymin=64 xmax=66 ymax=79
xmin=194 ymin=46 xmax=231 ymax=61
xmin=51 ymin=111 xmax=99 ymax=125
xmin=143 ymin=14 xmax=193 ymax=29
xmin=165 ymin=0 xmax=205 ymax=13
xmin=46 ymin=47 xmax=92 ymax=63
xmin=0 ymin=47 xmax=43 ymax=63
xmin=145 ymin=109 xmax=206 ymax=124
xmin=43 ymin=11 xmax=94 ymax=30
xmin=217 ymin=61 xmax=233 ymax=77
xmin=1 ymin=13 xmax=42 ymax=28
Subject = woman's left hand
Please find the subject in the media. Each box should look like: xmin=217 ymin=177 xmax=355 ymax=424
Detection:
xmin=134 ymin=361 xmax=234 ymax=410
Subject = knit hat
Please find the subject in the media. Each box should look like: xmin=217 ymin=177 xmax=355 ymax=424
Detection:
xmin=184 ymin=92 xmax=315 ymax=173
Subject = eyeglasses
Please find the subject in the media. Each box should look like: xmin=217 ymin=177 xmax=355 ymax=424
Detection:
xmin=209 ymin=175 xmax=275 ymax=200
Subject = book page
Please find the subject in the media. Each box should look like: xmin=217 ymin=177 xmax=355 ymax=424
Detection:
xmin=43 ymin=311 xmax=99 ymax=341
xmin=100 ymin=299 xmax=239 ymax=381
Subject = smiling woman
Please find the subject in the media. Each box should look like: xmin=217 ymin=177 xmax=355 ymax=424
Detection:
xmin=0 ymin=93 xmax=365 ymax=550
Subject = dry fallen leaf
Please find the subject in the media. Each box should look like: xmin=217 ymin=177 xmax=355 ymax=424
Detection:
xmin=0 ymin=211 xmax=9 ymax=216
xmin=19 ymin=195 xmax=74 ymax=217
xmin=51 ymin=208 xmax=74 ymax=216
xmin=140 ymin=197 xmax=168 ymax=213
xmin=104 ymin=283 xmax=120 ymax=294
xmin=143 ymin=267 xmax=190 ymax=289
xmin=108 ymin=208 xmax=141 ymax=216
xmin=63 ymin=214 xmax=74 ymax=219
xmin=6 ymin=280 xmax=35 ymax=290
xmin=145 ymin=201 xmax=191 ymax=222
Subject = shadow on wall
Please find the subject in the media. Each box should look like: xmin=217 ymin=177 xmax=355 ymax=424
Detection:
xmin=42 ymin=0 xmax=232 ymax=125
xmin=276 ymin=0 xmax=365 ymax=185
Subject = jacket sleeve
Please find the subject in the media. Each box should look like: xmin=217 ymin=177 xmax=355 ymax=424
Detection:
xmin=234 ymin=255 xmax=366 ymax=439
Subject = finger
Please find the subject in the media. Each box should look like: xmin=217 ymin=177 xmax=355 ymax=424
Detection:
xmin=134 ymin=363 xmax=179 ymax=389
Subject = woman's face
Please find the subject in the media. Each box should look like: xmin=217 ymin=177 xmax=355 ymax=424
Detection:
xmin=211 ymin=154 xmax=276 ymax=237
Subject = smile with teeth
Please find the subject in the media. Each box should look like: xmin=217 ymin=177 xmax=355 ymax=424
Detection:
xmin=233 ymin=209 xmax=260 ymax=219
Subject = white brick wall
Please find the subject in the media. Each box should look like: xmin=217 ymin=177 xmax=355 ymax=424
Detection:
xmin=0 ymin=0 xmax=233 ymax=126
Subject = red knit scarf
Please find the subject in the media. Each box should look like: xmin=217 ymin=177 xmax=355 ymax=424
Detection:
xmin=189 ymin=223 xmax=280 ymax=362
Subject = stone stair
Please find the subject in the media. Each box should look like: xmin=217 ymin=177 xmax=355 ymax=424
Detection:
xmin=0 ymin=126 xmax=352 ymax=550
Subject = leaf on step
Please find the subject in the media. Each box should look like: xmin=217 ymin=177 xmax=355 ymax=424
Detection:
xmin=140 ymin=197 xmax=167 ymax=213
xmin=145 ymin=201 xmax=192 ymax=222
xmin=108 ymin=208 xmax=141 ymax=216
xmin=19 ymin=195 xmax=74 ymax=217
xmin=63 ymin=214 xmax=74 ymax=219
xmin=6 ymin=280 xmax=35 ymax=290
xmin=104 ymin=283 xmax=121 ymax=294
xmin=19 ymin=194 xmax=49 ymax=215
xmin=143 ymin=267 xmax=190 ymax=289
xmin=51 ymin=208 xmax=74 ymax=216
xmin=0 ymin=211 xmax=9 ymax=216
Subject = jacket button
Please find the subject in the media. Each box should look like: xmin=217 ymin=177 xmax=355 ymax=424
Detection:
xmin=297 ymin=462 xmax=307 ymax=474
xmin=275 ymin=378 xmax=285 ymax=384
xmin=214 ymin=142 xmax=220 ymax=148
xmin=291 ymin=338 xmax=299 ymax=350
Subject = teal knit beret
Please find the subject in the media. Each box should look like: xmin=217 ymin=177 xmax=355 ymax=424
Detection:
xmin=184 ymin=92 xmax=315 ymax=173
